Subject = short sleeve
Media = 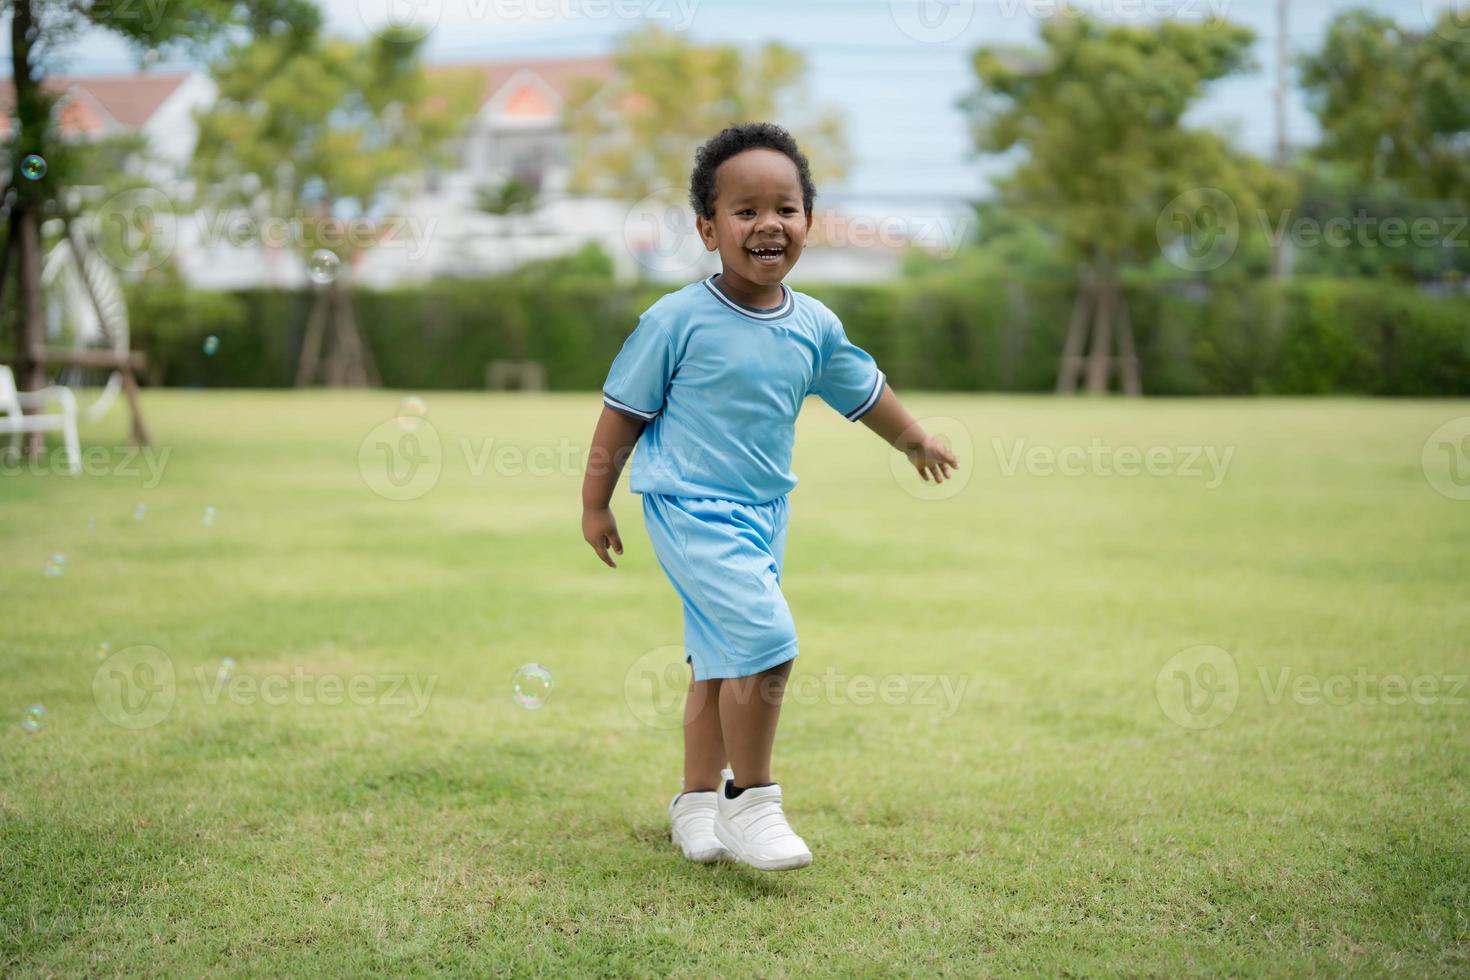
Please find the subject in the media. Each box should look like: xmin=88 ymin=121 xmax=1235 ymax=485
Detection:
xmin=809 ymin=317 xmax=885 ymax=422
xmin=602 ymin=314 xmax=676 ymax=421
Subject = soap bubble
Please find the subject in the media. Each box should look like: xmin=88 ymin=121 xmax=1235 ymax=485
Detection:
xmin=21 ymin=704 xmax=47 ymax=733
xmin=43 ymin=552 xmax=66 ymax=577
xmin=217 ymin=657 xmax=236 ymax=682
xmin=203 ymin=335 xmax=220 ymax=356
xmin=96 ymin=641 xmax=112 ymax=661
xmin=21 ymin=155 xmax=47 ymax=180
xmin=133 ymin=503 xmax=147 ymax=521
xmin=307 ymin=249 xmax=340 ymax=285
xmin=512 ymin=663 xmax=554 ymax=709
xmin=201 ymin=506 xmax=217 ymax=527
xmin=396 ymin=395 xmax=427 ymax=432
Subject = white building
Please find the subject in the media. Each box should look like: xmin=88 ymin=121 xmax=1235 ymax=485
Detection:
xmin=7 ymin=59 xmax=912 ymax=289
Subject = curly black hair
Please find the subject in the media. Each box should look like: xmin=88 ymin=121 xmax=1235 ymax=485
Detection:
xmin=688 ymin=122 xmax=816 ymax=219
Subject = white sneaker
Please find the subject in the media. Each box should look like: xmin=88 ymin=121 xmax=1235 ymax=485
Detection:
xmin=714 ymin=777 xmax=812 ymax=871
xmin=668 ymin=772 xmax=734 ymax=863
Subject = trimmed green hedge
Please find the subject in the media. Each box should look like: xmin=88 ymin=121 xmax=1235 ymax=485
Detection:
xmin=123 ymin=272 xmax=1470 ymax=396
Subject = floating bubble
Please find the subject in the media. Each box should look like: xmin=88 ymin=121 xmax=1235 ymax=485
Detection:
xmin=21 ymin=704 xmax=47 ymax=733
xmin=202 ymin=505 xmax=217 ymax=527
xmin=42 ymin=560 xmax=64 ymax=577
xmin=512 ymin=663 xmax=554 ymax=709
xmin=87 ymin=515 xmax=97 ymax=530
xmin=203 ymin=335 xmax=220 ymax=356
xmin=133 ymin=503 xmax=147 ymax=521
xmin=96 ymin=641 xmax=112 ymax=662
xmin=307 ymin=249 xmax=340 ymax=285
xmin=21 ymin=155 xmax=47 ymax=180
xmin=217 ymin=657 xmax=236 ymax=682
xmin=396 ymin=395 xmax=428 ymax=432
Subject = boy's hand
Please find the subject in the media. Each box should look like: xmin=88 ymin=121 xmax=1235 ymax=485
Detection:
xmin=582 ymin=506 xmax=624 ymax=568
xmin=906 ymin=433 xmax=960 ymax=483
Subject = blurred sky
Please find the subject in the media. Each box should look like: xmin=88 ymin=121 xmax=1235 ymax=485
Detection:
xmin=3 ymin=0 xmax=1457 ymax=223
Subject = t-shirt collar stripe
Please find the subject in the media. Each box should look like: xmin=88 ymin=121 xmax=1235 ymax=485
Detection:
xmin=702 ymin=274 xmax=793 ymax=320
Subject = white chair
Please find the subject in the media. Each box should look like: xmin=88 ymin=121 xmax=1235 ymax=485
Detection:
xmin=0 ymin=364 xmax=81 ymax=474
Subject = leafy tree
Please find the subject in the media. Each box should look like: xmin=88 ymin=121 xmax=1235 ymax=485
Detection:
xmin=562 ymin=25 xmax=848 ymax=203
xmin=1 ymin=0 xmax=319 ymax=413
xmin=191 ymin=27 xmax=481 ymax=385
xmin=961 ymin=13 xmax=1289 ymax=394
xmin=1300 ymin=8 xmax=1470 ymax=271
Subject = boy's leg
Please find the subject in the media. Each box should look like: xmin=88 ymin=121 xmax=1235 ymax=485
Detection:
xmin=682 ymin=676 xmax=725 ymax=792
xmin=719 ymin=658 xmax=793 ymax=786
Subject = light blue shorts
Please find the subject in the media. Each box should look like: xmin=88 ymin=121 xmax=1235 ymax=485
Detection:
xmin=640 ymin=492 xmax=799 ymax=681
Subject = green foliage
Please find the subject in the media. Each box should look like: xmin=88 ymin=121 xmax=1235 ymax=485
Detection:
xmin=563 ymin=25 xmax=848 ymax=202
xmin=190 ymin=28 xmax=481 ymax=259
xmin=1301 ymin=9 xmax=1470 ymax=205
xmin=133 ymin=269 xmax=1469 ymax=396
xmin=962 ymin=13 xmax=1291 ymax=266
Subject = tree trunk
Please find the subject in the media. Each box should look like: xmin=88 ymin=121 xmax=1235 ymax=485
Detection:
xmin=1084 ymin=264 xmax=1116 ymax=395
xmin=10 ymin=0 xmax=48 ymax=456
xmin=1055 ymin=269 xmax=1092 ymax=395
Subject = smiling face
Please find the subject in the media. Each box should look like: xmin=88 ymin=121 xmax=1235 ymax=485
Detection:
xmin=695 ymin=148 xmax=813 ymax=300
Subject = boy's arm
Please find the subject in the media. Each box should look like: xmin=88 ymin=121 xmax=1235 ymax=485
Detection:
xmin=857 ymin=383 xmax=960 ymax=484
xmin=581 ymin=405 xmax=646 ymax=568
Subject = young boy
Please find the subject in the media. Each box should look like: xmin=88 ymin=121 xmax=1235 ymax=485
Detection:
xmin=581 ymin=122 xmax=958 ymax=871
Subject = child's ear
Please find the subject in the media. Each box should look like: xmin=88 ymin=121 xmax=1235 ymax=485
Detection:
xmin=696 ymin=214 xmax=717 ymax=252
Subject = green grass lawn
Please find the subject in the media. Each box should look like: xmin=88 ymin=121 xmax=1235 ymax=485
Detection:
xmin=2 ymin=390 xmax=1468 ymax=976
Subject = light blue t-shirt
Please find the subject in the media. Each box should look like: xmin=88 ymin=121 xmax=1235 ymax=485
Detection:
xmin=601 ymin=273 xmax=886 ymax=504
